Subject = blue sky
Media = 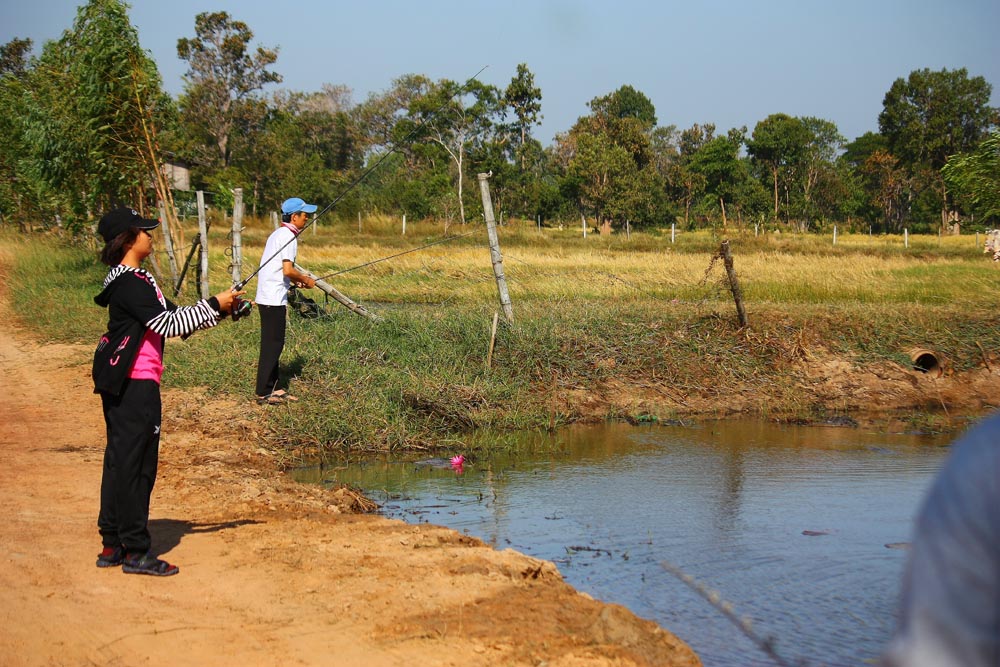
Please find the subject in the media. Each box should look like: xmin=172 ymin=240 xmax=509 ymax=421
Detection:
xmin=3 ymin=0 xmax=999 ymax=146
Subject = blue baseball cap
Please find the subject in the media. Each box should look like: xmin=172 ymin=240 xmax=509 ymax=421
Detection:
xmin=281 ymin=197 xmax=318 ymax=215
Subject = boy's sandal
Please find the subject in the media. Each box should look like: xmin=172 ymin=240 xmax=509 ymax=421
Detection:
xmin=256 ymin=394 xmax=285 ymax=405
xmin=122 ymin=553 xmax=179 ymax=577
xmin=96 ymin=545 xmax=125 ymax=568
xmin=270 ymin=390 xmax=298 ymax=402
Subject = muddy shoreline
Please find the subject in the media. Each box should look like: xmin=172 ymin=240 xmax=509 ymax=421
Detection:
xmin=0 ymin=316 xmax=701 ymax=667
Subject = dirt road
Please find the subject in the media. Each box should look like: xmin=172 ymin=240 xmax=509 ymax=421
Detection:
xmin=0 ymin=288 xmax=699 ymax=665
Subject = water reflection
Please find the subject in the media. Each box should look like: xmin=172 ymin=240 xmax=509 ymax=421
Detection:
xmin=292 ymin=420 xmax=951 ymax=667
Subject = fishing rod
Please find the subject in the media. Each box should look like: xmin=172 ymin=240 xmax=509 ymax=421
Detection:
xmin=232 ymin=65 xmax=490 ymax=301
xmin=313 ymin=229 xmax=478 ymax=282
xmin=660 ymin=559 xmax=801 ymax=667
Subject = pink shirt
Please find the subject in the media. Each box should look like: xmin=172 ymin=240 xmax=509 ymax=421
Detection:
xmin=129 ymin=329 xmax=164 ymax=383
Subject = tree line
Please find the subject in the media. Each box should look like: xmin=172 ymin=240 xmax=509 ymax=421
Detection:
xmin=1 ymin=0 xmax=998 ymax=236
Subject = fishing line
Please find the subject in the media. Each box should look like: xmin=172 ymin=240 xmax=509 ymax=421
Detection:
xmin=234 ymin=65 xmax=490 ymax=292
xmin=313 ymin=229 xmax=479 ymax=281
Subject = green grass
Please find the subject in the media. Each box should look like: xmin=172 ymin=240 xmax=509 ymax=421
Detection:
xmin=4 ymin=220 xmax=999 ymax=458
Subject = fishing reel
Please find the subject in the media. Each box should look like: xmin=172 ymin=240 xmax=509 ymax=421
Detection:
xmin=230 ymin=294 xmax=253 ymax=321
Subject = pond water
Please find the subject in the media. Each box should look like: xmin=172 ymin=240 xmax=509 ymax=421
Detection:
xmin=292 ymin=419 xmax=953 ymax=667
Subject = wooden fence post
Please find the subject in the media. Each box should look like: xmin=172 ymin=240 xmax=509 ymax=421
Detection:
xmin=293 ymin=263 xmax=381 ymax=322
xmin=720 ymin=240 xmax=748 ymax=328
xmin=478 ymin=172 xmax=513 ymax=324
xmin=196 ymin=190 xmax=209 ymax=299
xmin=231 ymin=188 xmax=244 ymax=286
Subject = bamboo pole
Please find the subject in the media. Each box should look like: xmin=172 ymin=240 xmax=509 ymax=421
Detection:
xmin=294 ymin=264 xmax=381 ymax=322
xmin=231 ymin=188 xmax=244 ymax=285
xmin=196 ymin=190 xmax=209 ymax=299
xmin=720 ymin=240 xmax=748 ymax=328
xmin=477 ymin=172 xmax=514 ymax=324
xmin=157 ymin=200 xmax=180 ymax=289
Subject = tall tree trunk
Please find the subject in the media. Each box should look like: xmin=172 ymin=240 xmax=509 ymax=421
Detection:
xmin=772 ymin=166 xmax=779 ymax=218
xmin=457 ymin=145 xmax=465 ymax=223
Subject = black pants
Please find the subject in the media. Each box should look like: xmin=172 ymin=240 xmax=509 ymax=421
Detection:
xmin=99 ymin=379 xmax=161 ymax=553
xmin=255 ymin=304 xmax=287 ymax=397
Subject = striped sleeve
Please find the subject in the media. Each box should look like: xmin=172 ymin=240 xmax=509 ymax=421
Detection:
xmin=145 ymin=300 xmax=220 ymax=338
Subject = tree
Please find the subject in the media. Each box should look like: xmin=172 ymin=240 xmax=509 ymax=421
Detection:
xmin=3 ymin=1 xmax=172 ymax=229
xmin=589 ymin=85 xmax=657 ymax=128
xmin=504 ymin=63 xmax=542 ymax=170
xmin=354 ymin=75 xmax=443 ymax=218
xmin=942 ymin=130 xmax=1000 ymax=225
xmin=0 ymin=38 xmax=32 ymax=77
xmin=652 ymin=124 xmax=710 ymax=228
xmin=860 ymin=149 xmax=910 ymax=232
xmin=746 ymin=113 xmax=810 ymax=221
xmin=176 ymin=12 xmax=281 ymax=168
xmin=839 ymin=132 xmax=890 ymax=226
xmin=796 ymin=117 xmax=845 ymax=227
xmin=841 ymin=131 xmax=888 ymax=170
xmin=558 ymin=86 xmax=668 ymax=230
xmin=878 ymin=68 xmax=997 ymax=229
xmin=403 ymin=78 xmax=505 ymax=223
xmin=0 ymin=38 xmax=33 ymax=223
xmin=560 ymin=92 xmax=667 ymax=231
xmin=687 ymin=129 xmax=746 ymax=228
xmin=356 ymin=74 xmax=432 ymax=152
xmin=567 ymin=132 xmax=636 ymax=226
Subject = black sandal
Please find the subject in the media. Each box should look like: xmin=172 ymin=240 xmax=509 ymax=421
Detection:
xmin=96 ymin=545 xmax=125 ymax=568
xmin=122 ymin=552 xmax=179 ymax=577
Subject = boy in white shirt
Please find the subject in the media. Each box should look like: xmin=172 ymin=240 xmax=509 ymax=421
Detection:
xmin=254 ymin=197 xmax=317 ymax=404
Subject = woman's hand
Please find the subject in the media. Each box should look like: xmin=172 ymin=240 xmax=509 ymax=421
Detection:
xmin=214 ymin=288 xmax=247 ymax=314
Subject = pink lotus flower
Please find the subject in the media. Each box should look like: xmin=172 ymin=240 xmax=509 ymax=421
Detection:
xmin=450 ymin=455 xmax=465 ymax=467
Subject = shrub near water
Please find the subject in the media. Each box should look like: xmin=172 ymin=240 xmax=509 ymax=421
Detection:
xmin=4 ymin=225 xmax=999 ymax=456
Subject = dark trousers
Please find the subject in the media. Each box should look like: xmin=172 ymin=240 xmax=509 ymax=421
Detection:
xmin=255 ymin=304 xmax=287 ymax=397
xmin=99 ymin=379 xmax=161 ymax=553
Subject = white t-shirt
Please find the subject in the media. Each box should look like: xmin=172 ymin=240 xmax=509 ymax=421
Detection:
xmin=255 ymin=226 xmax=298 ymax=306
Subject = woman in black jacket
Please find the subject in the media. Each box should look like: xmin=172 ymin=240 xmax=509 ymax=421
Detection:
xmin=92 ymin=207 xmax=243 ymax=576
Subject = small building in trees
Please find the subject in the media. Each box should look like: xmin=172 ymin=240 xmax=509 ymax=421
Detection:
xmin=160 ymin=157 xmax=191 ymax=192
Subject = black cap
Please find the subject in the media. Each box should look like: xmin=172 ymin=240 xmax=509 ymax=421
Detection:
xmin=97 ymin=207 xmax=160 ymax=243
